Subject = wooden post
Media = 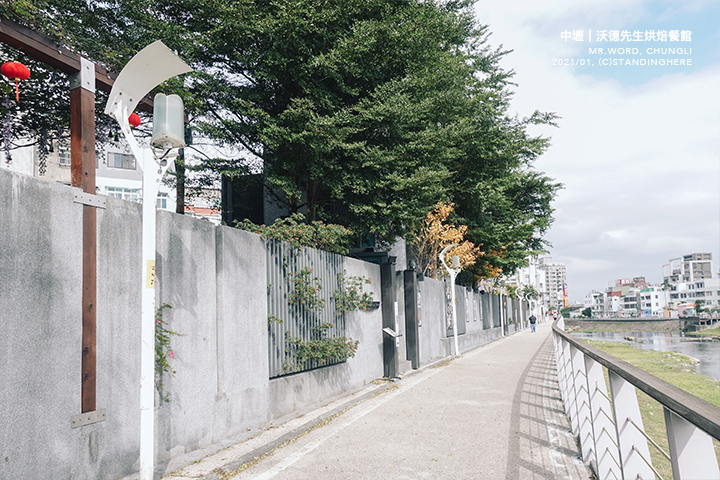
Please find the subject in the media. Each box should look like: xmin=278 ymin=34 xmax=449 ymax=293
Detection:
xmin=70 ymin=58 xmax=97 ymax=413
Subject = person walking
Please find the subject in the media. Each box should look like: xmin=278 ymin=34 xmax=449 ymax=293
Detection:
xmin=529 ymin=314 xmax=537 ymax=333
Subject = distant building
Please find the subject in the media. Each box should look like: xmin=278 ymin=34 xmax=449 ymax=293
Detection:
xmin=184 ymin=189 xmax=221 ymax=225
xmin=505 ymin=255 xmax=547 ymax=317
xmin=3 ymin=139 xmax=222 ymax=224
xmin=583 ymin=290 xmax=604 ymax=317
xmin=663 ymin=253 xmax=714 ymax=285
xmin=639 ymin=286 xmax=670 ymax=318
xmin=3 ymin=140 xmax=177 ymax=211
xmin=538 ymin=257 xmax=567 ymax=312
xmin=663 ymin=253 xmax=719 ymax=312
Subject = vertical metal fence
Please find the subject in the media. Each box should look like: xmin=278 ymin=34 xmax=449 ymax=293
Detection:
xmin=266 ymin=239 xmax=346 ymax=378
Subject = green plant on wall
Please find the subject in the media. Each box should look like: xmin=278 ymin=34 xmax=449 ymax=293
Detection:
xmin=332 ymin=273 xmax=374 ymax=313
xmin=288 ymin=266 xmax=325 ymax=311
xmin=155 ymin=303 xmax=183 ymax=403
xmin=284 ymin=323 xmax=359 ymax=370
xmin=236 ymin=213 xmax=355 ymax=255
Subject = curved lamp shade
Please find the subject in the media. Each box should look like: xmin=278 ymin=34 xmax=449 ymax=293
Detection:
xmin=104 ymin=41 xmax=192 ymax=127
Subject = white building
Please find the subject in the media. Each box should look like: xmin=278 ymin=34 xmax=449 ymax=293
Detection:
xmin=638 ymin=286 xmax=670 ymax=318
xmin=506 ymin=255 xmax=547 ymax=317
xmin=2 ymin=139 xmax=178 ymax=211
xmin=662 ymin=253 xmax=719 ymax=313
xmin=663 ymin=253 xmax=714 ymax=285
xmin=583 ymin=290 xmax=604 ymax=317
xmin=668 ymin=278 xmax=720 ymax=310
xmin=538 ymin=256 xmax=567 ymax=313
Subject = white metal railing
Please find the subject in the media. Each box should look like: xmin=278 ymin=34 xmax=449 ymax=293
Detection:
xmin=553 ymin=319 xmax=720 ymax=480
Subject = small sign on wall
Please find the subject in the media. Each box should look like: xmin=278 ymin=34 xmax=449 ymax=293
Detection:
xmin=146 ymin=260 xmax=156 ymax=289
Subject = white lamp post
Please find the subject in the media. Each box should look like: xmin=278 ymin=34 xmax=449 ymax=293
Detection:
xmin=439 ymin=244 xmax=461 ymax=356
xmin=104 ymin=41 xmax=192 ymax=480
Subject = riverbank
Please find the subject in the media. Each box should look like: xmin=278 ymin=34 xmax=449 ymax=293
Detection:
xmin=686 ymin=324 xmax=720 ymax=339
xmin=564 ymin=319 xmax=681 ymax=333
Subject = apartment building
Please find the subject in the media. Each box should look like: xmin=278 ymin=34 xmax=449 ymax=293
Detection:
xmin=3 ymin=140 xmax=178 ymax=211
xmin=583 ymin=290 xmax=604 ymax=316
xmin=538 ymin=256 xmax=567 ymax=312
xmin=505 ymin=256 xmax=548 ymax=317
xmin=663 ymin=253 xmax=714 ymax=284
xmin=662 ymin=253 xmax=719 ymax=311
xmin=639 ymin=286 xmax=669 ymax=317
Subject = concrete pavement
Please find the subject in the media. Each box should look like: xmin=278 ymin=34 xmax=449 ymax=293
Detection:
xmin=164 ymin=322 xmax=593 ymax=479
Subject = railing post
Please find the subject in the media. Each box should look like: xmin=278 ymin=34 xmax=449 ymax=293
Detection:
xmin=562 ymin=339 xmax=580 ymax=434
xmin=554 ymin=334 xmax=570 ymax=406
xmin=664 ymin=407 xmax=720 ymax=479
xmin=570 ymin=345 xmax=594 ymax=464
xmin=609 ymin=371 xmax=654 ymax=480
xmin=584 ymin=356 xmax=622 ymax=480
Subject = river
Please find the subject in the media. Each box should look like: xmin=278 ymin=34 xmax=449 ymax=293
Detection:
xmin=570 ymin=331 xmax=720 ymax=382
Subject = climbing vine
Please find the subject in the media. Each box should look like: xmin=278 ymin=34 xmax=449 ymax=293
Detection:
xmin=284 ymin=323 xmax=359 ymax=370
xmin=332 ymin=273 xmax=374 ymax=313
xmin=155 ymin=303 xmax=182 ymax=403
xmin=236 ymin=213 xmax=355 ymax=255
xmin=288 ymin=267 xmax=325 ymax=310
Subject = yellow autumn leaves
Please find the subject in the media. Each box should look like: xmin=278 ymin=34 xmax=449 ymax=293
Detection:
xmin=413 ymin=202 xmax=503 ymax=280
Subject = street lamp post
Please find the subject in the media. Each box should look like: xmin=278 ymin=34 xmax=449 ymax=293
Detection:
xmin=440 ymin=244 xmax=461 ymax=356
xmin=104 ymin=41 xmax=192 ymax=480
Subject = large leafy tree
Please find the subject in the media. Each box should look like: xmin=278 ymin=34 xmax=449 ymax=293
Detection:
xmin=4 ymin=0 xmax=560 ymax=278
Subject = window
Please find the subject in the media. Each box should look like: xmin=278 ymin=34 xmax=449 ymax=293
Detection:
xmin=156 ymin=193 xmax=168 ymax=210
xmin=58 ymin=144 xmax=71 ymax=166
xmin=108 ymin=152 xmax=136 ymax=170
xmin=106 ymin=187 xmax=140 ymax=202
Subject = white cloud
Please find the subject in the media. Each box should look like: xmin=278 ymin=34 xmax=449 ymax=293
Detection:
xmin=475 ymin=0 xmax=720 ymax=301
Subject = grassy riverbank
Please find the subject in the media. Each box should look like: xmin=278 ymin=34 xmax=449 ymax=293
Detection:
xmin=564 ymin=319 xmax=681 ymax=333
xmin=686 ymin=324 xmax=720 ymax=338
xmin=586 ymin=340 xmax=720 ymax=478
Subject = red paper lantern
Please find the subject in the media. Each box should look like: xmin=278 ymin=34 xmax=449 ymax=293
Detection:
xmin=128 ymin=112 xmax=141 ymax=128
xmin=1 ymin=61 xmax=31 ymax=102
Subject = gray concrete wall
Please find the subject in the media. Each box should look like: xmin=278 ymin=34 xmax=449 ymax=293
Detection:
xmin=0 ymin=170 xmax=144 ymax=480
xmin=415 ymin=277 xmax=504 ymax=366
xmin=1 ymin=169 xmax=509 ymax=480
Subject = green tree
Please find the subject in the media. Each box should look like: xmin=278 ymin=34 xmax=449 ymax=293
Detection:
xmin=6 ymin=0 xmax=560 ymax=276
xmin=581 ymin=307 xmax=592 ymax=318
xmin=695 ymin=299 xmax=704 ymax=317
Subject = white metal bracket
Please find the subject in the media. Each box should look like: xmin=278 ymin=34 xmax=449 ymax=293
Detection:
xmin=73 ymin=191 xmax=107 ymax=209
xmin=71 ymin=409 xmax=107 ymax=428
xmin=69 ymin=57 xmax=96 ymax=93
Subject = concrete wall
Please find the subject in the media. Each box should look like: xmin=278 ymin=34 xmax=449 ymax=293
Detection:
xmin=0 ymin=169 xmax=520 ymax=480
xmin=414 ymin=277 xmax=505 ymax=366
xmin=0 ymin=169 xmax=144 ymax=480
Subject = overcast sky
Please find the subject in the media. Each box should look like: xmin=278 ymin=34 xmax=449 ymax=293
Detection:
xmin=473 ymin=0 xmax=720 ymax=302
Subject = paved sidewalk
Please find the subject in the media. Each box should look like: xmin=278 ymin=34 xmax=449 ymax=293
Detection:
xmin=165 ymin=322 xmax=593 ymax=479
